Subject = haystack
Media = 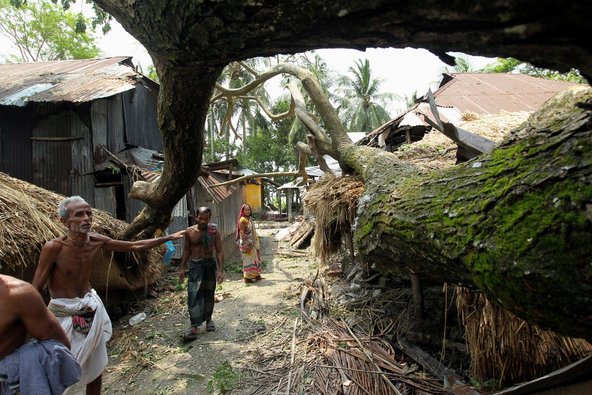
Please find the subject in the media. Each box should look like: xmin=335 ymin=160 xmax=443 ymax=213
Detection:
xmin=393 ymin=110 xmax=530 ymax=170
xmin=0 ymin=172 xmax=165 ymax=301
xmin=456 ymin=288 xmax=592 ymax=387
xmin=302 ymin=174 xmax=364 ymax=262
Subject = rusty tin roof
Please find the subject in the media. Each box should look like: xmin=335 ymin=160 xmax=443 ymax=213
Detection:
xmin=0 ymin=57 xmax=147 ymax=106
xmin=433 ymin=73 xmax=580 ymax=114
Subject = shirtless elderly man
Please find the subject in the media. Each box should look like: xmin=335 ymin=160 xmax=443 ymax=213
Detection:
xmin=0 ymin=274 xmax=81 ymax=394
xmin=32 ymin=195 xmax=184 ymax=395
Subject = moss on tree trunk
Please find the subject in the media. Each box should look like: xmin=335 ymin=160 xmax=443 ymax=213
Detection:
xmin=353 ymin=87 xmax=592 ymax=340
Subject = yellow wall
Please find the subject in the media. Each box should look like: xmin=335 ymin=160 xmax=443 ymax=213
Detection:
xmin=243 ymin=182 xmax=262 ymax=212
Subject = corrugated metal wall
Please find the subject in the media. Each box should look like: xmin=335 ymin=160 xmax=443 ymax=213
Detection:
xmin=191 ymin=184 xmax=244 ymax=246
xmin=31 ymin=110 xmax=94 ymax=202
xmin=91 ymin=96 xmax=126 ymax=154
xmin=0 ymin=112 xmax=34 ymax=181
xmin=94 ymin=186 xmax=117 ymax=215
xmin=122 ymin=85 xmax=162 ymax=151
xmin=167 ymin=197 xmax=189 ymax=259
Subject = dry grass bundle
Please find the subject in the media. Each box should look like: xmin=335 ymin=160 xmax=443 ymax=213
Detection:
xmin=393 ymin=111 xmax=531 ymax=171
xmin=0 ymin=172 xmax=163 ymax=290
xmin=460 ymin=111 xmax=530 ymax=142
xmin=461 ymin=111 xmax=481 ymax=122
xmin=456 ymin=287 xmax=592 ymax=388
xmin=303 ymin=175 xmax=364 ymax=262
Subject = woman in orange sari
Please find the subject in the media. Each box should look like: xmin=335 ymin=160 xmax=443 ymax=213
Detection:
xmin=236 ymin=204 xmax=263 ymax=283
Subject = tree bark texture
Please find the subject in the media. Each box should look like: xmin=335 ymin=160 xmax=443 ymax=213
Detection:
xmin=93 ymin=1 xmax=591 ymax=78
xmin=352 ymin=87 xmax=592 ymax=341
xmin=123 ymin=64 xmax=222 ymax=238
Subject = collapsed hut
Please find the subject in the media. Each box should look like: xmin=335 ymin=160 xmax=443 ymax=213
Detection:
xmin=0 ymin=172 xmax=165 ymax=306
xmin=301 ymin=111 xmax=592 ymax=391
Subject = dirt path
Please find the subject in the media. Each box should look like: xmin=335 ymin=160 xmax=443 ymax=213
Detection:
xmin=91 ymin=222 xmax=315 ymax=395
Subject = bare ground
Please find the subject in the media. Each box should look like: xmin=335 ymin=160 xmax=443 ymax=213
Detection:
xmin=92 ymin=221 xmax=317 ymax=395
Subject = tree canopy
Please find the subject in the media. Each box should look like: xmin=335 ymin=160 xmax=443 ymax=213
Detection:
xmin=0 ymin=0 xmax=99 ymax=62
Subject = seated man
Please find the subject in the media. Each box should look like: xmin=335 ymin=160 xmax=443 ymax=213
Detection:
xmin=0 ymin=274 xmax=81 ymax=394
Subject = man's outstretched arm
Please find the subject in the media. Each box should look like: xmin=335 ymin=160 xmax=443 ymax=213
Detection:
xmin=102 ymin=230 xmax=185 ymax=252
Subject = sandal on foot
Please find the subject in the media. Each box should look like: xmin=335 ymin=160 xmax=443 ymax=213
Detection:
xmin=244 ymin=278 xmax=255 ymax=284
xmin=206 ymin=321 xmax=216 ymax=332
xmin=182 ymin=328 xmax=198 ymax=342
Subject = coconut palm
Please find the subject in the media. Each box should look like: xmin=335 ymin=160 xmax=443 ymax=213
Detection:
xmin=336 ymin=58 xmax=394 ymax=133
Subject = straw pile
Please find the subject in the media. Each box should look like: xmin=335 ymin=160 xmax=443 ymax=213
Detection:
xmin=393 ymin=111 xmax=530 ymax=170
xmin=302 ymin=174 xmax=364 ymax=262
xmin=0 ymin=172 xmax=164 ymax=293
xmin=456 ymin=288 xmax=592 ymax=387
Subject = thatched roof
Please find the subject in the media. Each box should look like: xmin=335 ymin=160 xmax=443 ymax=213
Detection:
xmin=391 ymin=110 xmax=531 ymax=170
xmin=456 ymin=288 xmax=592 ymax=387
xmin=0 ymin=172 xmax=164 ymax=294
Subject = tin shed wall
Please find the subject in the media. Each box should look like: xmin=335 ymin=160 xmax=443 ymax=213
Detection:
xmin=0 ymin=112 xmax=34 ymax=181
xmin=122 ymin=85 xmax=162 ymax=151
xmin=192 ymin=184 xmax=244 ymax=241
xmin=31 ymin=109 xmax=94 ymax=202
xmin=167 ymin=197 xmax=189 ymax=259
xmin=91 ymin=96 xmax=126 ymax=155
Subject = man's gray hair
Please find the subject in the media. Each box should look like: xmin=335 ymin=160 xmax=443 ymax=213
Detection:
xmin=58 ymin=196 xmax=87 ymax=219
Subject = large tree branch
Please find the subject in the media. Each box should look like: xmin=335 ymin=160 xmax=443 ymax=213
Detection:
xmin=349 ymin=88 xmax=592 ymax=340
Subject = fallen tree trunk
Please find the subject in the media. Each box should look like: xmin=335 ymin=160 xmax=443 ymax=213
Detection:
xmin=348 ymin=87 xmax=592 ymax=341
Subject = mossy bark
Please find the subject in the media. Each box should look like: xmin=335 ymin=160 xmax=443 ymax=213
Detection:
xmin=353 ymin=88 xmax=592 ymax=341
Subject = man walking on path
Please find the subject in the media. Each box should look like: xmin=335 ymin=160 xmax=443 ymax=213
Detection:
xmin=0 ymin=274 xmax=81 ymax=394
xmin=32 ymin=195 xmax=184 ymax=395
xmin=178 ymin=206 xmax=224 ymax=342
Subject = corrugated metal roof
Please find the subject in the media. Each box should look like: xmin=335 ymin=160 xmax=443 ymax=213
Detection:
xmin=198 ymin=172 xmax=236 ymax=203
xmin=0 ymin=57 xmax=142 ymax=106
xmin=433 ymin=73 xmax=580 ymax=115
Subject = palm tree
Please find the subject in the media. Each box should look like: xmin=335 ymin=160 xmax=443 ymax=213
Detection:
xmin=336 ymin=58 xmax=394 ymax=133
xmin=452 ymin=55 xmax=473 ymax=72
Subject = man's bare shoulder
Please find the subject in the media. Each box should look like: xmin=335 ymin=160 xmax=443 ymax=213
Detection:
xmin=0 ymin=275 xmax=34 ymax=300
xmin=41 ymin=237 xmax=65 ymax=253
xmin=186 ymin=225 xmax=200 ymax=234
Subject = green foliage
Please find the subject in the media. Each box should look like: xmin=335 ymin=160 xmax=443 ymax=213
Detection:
xmin=453 ymin=55 xmax=473 ymax=72
xmin=51 ymin=0 xmax=111 ymax=34
xmin=206 ymin=361 xmax=240 ymax=394
xmin=146 ymin=64 xmax=159 ymax=82
xmin=481 ymin=57 xmax=521 ymax=73
xmin=0 ymin=0 xmax=100 ymax=62
xmin=336 ymin=58 xmax=394 ymax=132
xmin=236 ymin=99 xmax=299 ymax=178
xmin=481 ymin=57 xmax=587 ymax=83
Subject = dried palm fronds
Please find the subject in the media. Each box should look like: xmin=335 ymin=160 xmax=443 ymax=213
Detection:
xmin=456 ymin=287 xmax=592 ymax=387
xmin=303 ymin=175 xmax=364 ymax=262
